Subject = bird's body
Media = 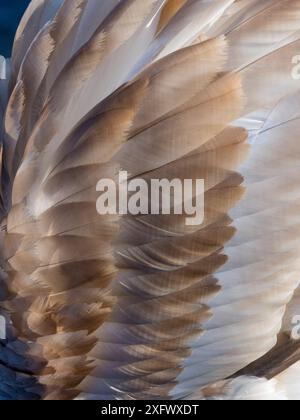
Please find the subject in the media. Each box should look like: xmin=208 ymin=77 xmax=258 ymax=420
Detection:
xmin=0 ymin=0 xmax=300 ymax=400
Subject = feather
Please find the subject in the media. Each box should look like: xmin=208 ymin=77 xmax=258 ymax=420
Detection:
xmin=277 ymin=362 xmax=300 ymax=400
xmin=132 ymin=36 xmax=228 ymax=133
xmin=1 ymin=74 xmax=148 ymax=399
xmin=157 ymin=0 xmax=188 ymax=33
xmin=104 ymin=0 xmax=159 ymax=54
xmin=2 ymin=0 xmax=300 ymax=401
xmin=153 ymin=0 xmax=235 ymax=60
xmin=7 ymin=23 xmax=55 ymax=175
xmin=223 ymin=0 xmax=300 ymax=71
xmin=10 ymin=0 xmax=63 ymax=86
xmin=209 ymin=0 xmax=279 ymax=37
xmin=50 ymin=0 xmax=87 ymax=46
xmin=35 ymin=0 xmax=89 ymax=107
xmin=199 ymin=376 xmax=288 ymax=400
xmin=72 ymin=0 xmax=122 ymax=52
xmin=117 ymin=73 xmax=245 ymax=178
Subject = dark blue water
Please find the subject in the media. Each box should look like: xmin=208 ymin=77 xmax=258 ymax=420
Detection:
xmin=0 ymin=0 xmax=31 ymax=57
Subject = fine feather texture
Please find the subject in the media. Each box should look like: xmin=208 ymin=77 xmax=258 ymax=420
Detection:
xmin=5 ymin=22 xmax=55 ymax=179
xmin=10 ymin=0 xmax=63 ymax=88
xmin=191 ymin=360 xmax=300 ymax=400
xmin=214 ymin=0 xmax=300 ymax=71
xmin=157 ymin=0 xmax=188 ymax=33
xmin=201 ymin=376 xmax=288 ymax=400
xmin=1 ymin=0 xmax=300 ymax=401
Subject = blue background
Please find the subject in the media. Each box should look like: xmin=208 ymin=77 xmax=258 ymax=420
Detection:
xmin=0 ymin=0 xmax=31 ymax=57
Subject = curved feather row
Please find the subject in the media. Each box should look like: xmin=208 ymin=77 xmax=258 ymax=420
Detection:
xmin=0 ymin=0 xmax=299 ymax=400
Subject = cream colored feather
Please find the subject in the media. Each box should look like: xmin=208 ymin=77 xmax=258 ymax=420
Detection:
xmin=0 ymin=0 xmax=300 ymax=401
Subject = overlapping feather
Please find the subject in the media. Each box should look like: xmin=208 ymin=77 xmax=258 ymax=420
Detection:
xmin=0 ymin=0 xmax=300 ymax=401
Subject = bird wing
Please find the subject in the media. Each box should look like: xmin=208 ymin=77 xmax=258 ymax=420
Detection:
xmin=0 ymin=0 xmax=300 ymax=400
